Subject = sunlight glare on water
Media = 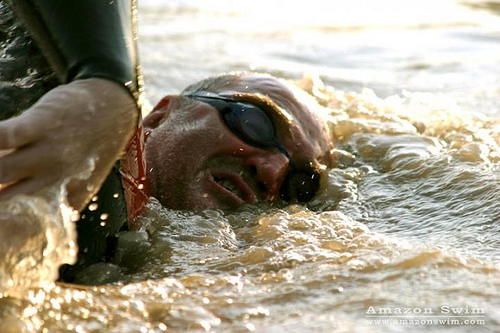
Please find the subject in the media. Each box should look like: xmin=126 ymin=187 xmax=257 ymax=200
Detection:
xmin=142 ymin=0 xmax=499 ymax=29
xmin=139 ymin=0 xmax=500 ymax=118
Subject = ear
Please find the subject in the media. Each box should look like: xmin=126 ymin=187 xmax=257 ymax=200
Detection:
xmin=143 ymin=95 xmax=178 ymax=129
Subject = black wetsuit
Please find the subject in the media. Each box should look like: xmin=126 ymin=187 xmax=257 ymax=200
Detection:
xmin=1 ymin=0 xmax=142 ymax=282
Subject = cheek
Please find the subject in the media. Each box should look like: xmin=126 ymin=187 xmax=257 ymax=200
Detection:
xmin=146 ymin=125 xmax=204 ymax=177
xmin=148 ymin=113 xmax=213 ymax=157
xmin=145 ymin=115 xmax=234 ymax=188
xmin=144 ymin=117 xmax=248 ymax=209
xmin=145 ymin=129 xmax=202 ymax=207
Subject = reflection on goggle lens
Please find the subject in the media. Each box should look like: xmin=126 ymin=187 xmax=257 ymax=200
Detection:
xmin=185 ymin=91 xmax=320 ymax=202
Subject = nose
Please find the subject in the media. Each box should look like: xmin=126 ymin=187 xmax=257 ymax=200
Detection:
xmin=243 ymin=151 xmax=289 ymax=202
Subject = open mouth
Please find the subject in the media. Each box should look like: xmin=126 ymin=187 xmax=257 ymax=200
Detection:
xmin=214 ymin=177 xmax=243 ymax=197
xmin=209 ymin=170 xmax=257 ymax=204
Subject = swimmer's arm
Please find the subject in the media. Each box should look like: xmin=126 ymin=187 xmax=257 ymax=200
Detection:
xmin=0 ymin=1 xmax=141 ymax=210
xmin=0 ymin=78 xmax=137 ymax=210
xmin=11 ymin=0 xmax=142 ymax=102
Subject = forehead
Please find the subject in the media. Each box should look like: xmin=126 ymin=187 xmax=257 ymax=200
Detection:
xmin=181 ymin=73 xmax=335 ymax=166
xmin=189 ymin=74 xmax=328 ymax=132
xmin=189 ymin=74 xmax=311 ymax=115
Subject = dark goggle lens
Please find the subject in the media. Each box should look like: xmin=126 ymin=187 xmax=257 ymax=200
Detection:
xmin=280 ymin=168 xmax=320 ymax=203
xmin=223 ymin=102 xmax=276 ymax=148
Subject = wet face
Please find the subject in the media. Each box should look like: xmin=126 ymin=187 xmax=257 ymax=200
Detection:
xmin=143 ymin=73 xmax=334 ymax=210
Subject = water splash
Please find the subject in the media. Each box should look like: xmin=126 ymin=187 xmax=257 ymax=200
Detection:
xmin=0 ymin=185 xmax=77 ymax=297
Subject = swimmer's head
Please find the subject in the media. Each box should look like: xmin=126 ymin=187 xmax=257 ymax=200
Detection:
xmin=143 ymin=72 xmax=335 ymax=210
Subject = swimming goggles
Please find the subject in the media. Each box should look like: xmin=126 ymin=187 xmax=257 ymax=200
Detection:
xmin=185 ymin=91 xmax=320 ymax=202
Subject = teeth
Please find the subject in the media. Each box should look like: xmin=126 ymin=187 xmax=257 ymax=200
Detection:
xmin=215 ymin=177 xmax=243 ymax=197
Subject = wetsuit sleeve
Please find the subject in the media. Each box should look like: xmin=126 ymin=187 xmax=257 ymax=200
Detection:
xmin=10 ymin=0 xmax=142 ymax=105
xmin=5 ymin=0 xmax=143 ymax=281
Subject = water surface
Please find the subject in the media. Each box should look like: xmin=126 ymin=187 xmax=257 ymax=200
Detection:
xmin=1 ymin=1 xmax=500 ymax=332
